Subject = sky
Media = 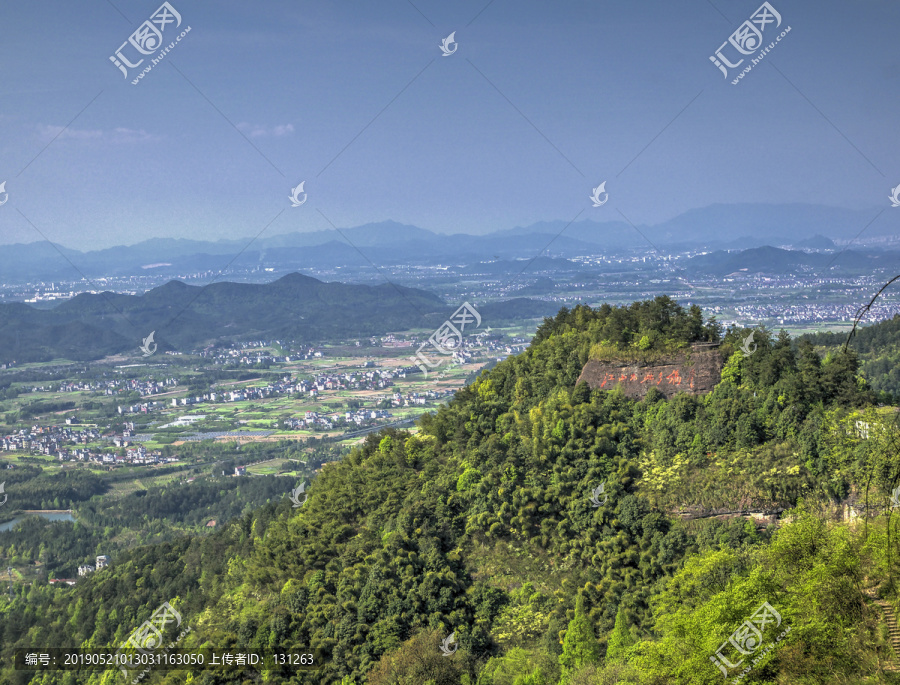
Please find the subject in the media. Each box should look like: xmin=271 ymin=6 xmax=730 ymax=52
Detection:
xmin=0 ymin=0 xmax=898 ymax=250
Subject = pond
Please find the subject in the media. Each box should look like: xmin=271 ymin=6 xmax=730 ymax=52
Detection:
xmin=0 ymin=511 xmax=76 ymax=532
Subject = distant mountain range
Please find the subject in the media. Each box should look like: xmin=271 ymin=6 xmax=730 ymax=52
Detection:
xmin=0 ymin=203 xmax=894 ymax=284
xmin=0 ymin=273 xmax=558 ymax=364
xmin=684 ymin=245 xmax=900 ymax=277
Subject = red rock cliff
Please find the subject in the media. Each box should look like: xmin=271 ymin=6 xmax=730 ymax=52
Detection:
xmin=577 ymin=348 xmax=724 ymax=399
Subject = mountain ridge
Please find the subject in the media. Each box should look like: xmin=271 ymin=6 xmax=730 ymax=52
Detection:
xmin=1 ymin=203 xmax=893 ymax=284
xmin=0 ymin=273 xmax=555 ymax=364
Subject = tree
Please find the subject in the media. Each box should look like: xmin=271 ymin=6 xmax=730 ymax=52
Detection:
xmin=605 ymin=606 xmax=635 ymax=662
xmin=558 ymin=596 xmax=601 ymax=680
xmin=366 ymin=628 xmax=464 ymax=685
xmin=571 ymin=381 xmax=591 ymax=405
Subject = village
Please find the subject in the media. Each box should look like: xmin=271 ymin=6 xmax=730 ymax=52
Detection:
xmin=0 ymin=422 xmax=170 ymax=465
xmin=0 ymin=327 xmax=523 ymax=472
xmin=25 ymin=376 xmax=179 ymax=397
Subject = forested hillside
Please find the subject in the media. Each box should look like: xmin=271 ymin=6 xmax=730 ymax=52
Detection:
xmin=0 ymin=273 xmax=556 ymax=364
xmin=0 ymin=475 xmax=293 ymax=578
xmin=803 ymin=314 xmax=900 ymax=402
xmin=2 ymin=297 xmax=899 ymax=685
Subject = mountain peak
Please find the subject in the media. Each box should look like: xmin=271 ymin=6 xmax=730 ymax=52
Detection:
xmin=273 ymin=272 xmax=322 ymax=286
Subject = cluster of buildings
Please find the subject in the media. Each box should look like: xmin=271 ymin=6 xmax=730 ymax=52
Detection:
xmin=282 ymin=389 xmax=455 ymax=431
xmin=478 ymin=337 xmax=528 ymax=356
xmin=389 ymin=390 xmax=449 ymax=407
xmin=710 ymin=300 xmax=900 ymax=326
xmin=198 ymin=341 xmax=325 ymax=365
xmin=94 ymin=445 xmax=168 ymax=465
xmin=404 ymin=330 xmax=510 ymax=365
xmin=49 ymin=556 xmax=111 ymax=585
xmin=381 ymin=334 xmax=414 ymax=348
xmin=168 ymin=375 xmax=305 ymax=408
xmin=35 ymin=377 xmax=178 ymax=397
xmin=0 ymin=423 xmax=170 ymax=465
xmin=167 ymin=370 xmax=403 ymax=412
xmin=307 ymin=370 xmax=395 ymax=394
xmin=284 ymin=408 xmax=392 ymax=431
xmin=77 ymin=555 xmax=109 ymax=577
xmin=118 ymin=400 xmax=165 ymax=415
xmin=1 ymin=425 xmax=101 ymax=455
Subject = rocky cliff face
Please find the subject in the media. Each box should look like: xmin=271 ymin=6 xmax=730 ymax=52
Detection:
xmin=577 ymin=348 xmax=725 ymax=399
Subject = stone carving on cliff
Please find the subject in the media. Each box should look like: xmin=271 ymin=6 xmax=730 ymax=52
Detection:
xmin=577 ymin=349 xmax=724 ymax=399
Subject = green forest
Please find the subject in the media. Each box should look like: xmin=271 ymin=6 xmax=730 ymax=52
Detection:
xmin=0 ymin=475 xmax=294 ymax=578
xmin=803 ymin=313 xmax=900 ymax=402
xmin=2 ymin=296 xmax=900 ymax=684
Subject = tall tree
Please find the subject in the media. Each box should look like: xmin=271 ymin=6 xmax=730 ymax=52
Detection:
xmin=605 ymin=606 xmax=635 ymax=662
xmin=558 ymin=595 xmax=601 ymax=681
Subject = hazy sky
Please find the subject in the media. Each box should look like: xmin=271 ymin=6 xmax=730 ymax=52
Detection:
xmin=0 ymin=0 xmax=898 ymax=250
